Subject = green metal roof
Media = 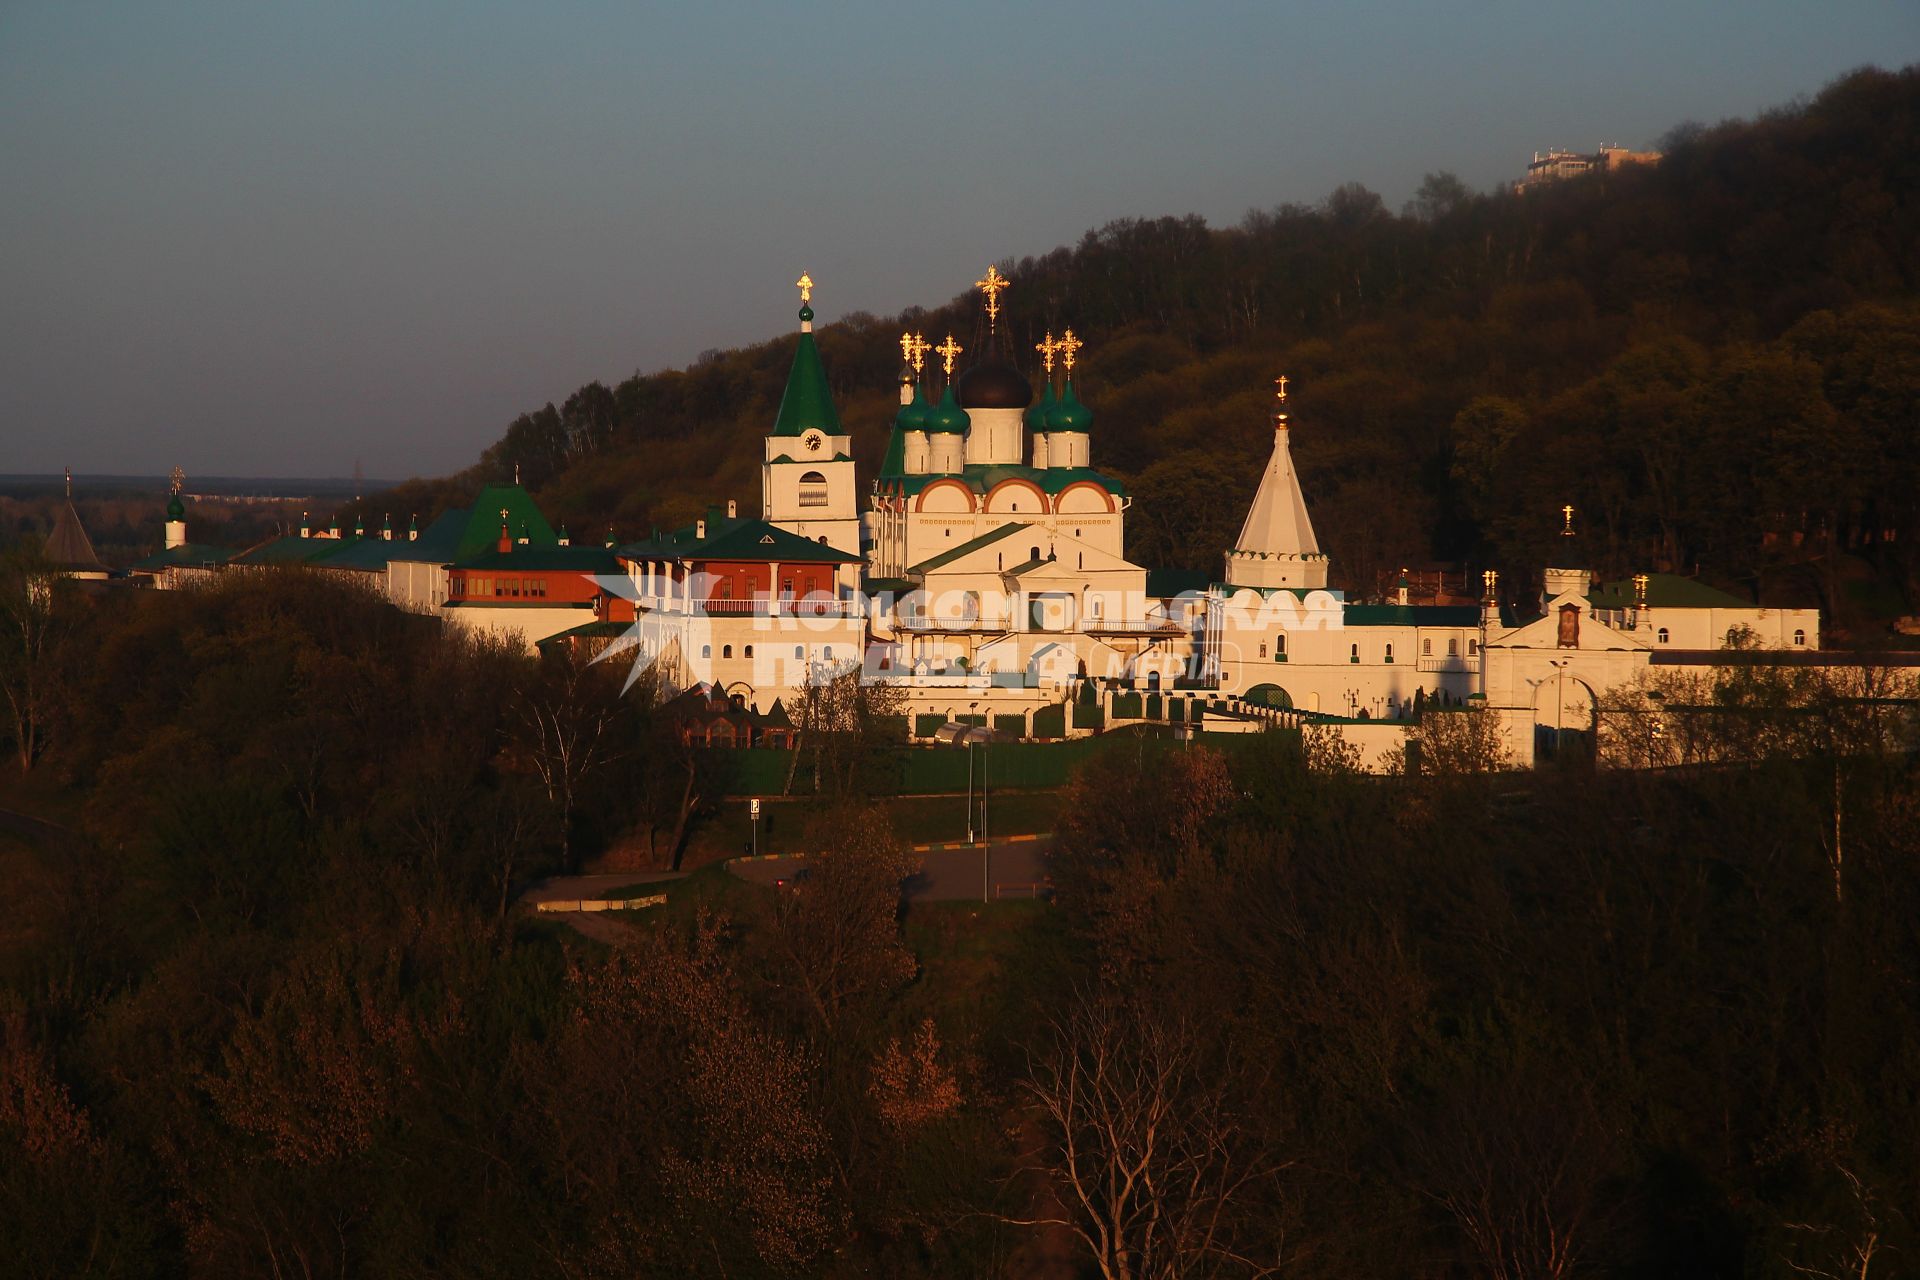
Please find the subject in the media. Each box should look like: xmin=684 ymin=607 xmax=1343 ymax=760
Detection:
xmin=771 ymin=331 xmax=842 ymax=437
xmin=232 ymin=534 xmax=366 ymax=566
xmin=619 ymin=511 xmax=860 ymax=564
xmin=321 ymin=536 xmax=411 ymax=572
xmin=1587 ymin=573 xmax=1751 ymax=610
xmin=132 ymin=542 xmax=234 ymax=571
xmin=455 ymin=543 xmax=622 ymax=573
xmin=1343 ymin=604 xmax=1482 ymax=627
xmin=907 ymin=523 xmax=1029 ymax=575
xmin=891 ymin=463 xmax=1128 ymax=498
xmin=1145 ymin=568 xmax=1210 ymax=597
xmin=457 ymin=486 xmax=558 ymax=559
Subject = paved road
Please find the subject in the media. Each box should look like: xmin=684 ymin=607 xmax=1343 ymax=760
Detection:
xmin=729 ymin=835 xmax=1053 ymax=903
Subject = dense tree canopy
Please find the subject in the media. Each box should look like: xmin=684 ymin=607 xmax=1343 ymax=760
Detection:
xmin=427 ymin=68 xmax=1920 ymax=630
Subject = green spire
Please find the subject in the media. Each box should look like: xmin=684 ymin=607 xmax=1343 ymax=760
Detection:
xmin=1025 ymin=377 xmax=1055 ymax=432
xmin=927 ymin=384 xmax=970 ymax=434
xmin=771 ymin=325 xmax=842 ymax=437
xmin=1046 ymin=378 xmax=1092 ymax=433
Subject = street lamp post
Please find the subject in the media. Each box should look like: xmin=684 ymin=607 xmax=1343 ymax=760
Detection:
xmin=981 ymin=727 xmax=990 ymax=903
xmin=966 ymin=701 xmax=978 ymax=844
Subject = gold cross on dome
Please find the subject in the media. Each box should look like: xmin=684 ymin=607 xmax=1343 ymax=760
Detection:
xmin=901 ymin=330 xmax=931 ymax=374
xmin=935 ymin=333 xmax=964 ymax=378
xmin=975 ymin=264 xmax=1010 ymax=330
xmin=1056 ymin=328 xmax=1083 ymax=373
xmin=795 ymin=272 xmax=814 ymax=304
xmin=1275 ymin=374 xmax=1289 ymax=403
xmin=1561 ymin=503 xmax=1576 ymax=534
xmin=169 ymin=465 xmax=185 ymax=495
xmin=1037 ymin=331 xmax=1059 ymax=374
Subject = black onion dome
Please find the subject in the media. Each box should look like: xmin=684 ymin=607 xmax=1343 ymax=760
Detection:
xmin=956 ymin=360 xmax=1033 ymax=410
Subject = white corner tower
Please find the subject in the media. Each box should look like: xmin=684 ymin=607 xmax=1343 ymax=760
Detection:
xmin=1224 ymin=376 xmax=1330 ymax=591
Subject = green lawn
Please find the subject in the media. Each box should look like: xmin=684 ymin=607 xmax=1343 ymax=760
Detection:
xmin=683 ymin=790 xmax=1063 ymax=864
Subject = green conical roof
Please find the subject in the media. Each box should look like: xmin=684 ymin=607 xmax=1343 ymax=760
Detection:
xmin=1046 ymin=378 xmax=1092 ymax=432
xmin=771 ymin=328 xmax=842 ymax=437
xmin=896 ymin=381 xmax=930 ymax=432
xmin=1025 ymin=379 xmax=1055 ymax=431
xmin=927 ymin=384 xmax=970 ymax=435
xmin=882 ymin=383 xmax=927 ymax=479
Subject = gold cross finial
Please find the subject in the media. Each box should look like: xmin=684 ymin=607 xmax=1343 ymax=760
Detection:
xmin=169 ymin=465 xmax=185 ymax=496
xmin=1561 ymin=503 xmax=1576 ymax=535
xmin=1037 ymin=331 xmax=1058 ymax=375
xmin=901 ymin=331 xmax=930 ymax=375
xmin=975 ymin=264 xmax=1010 ymax=331
xmin=500 ymin=507 xmax=510 ymax=522
xmin=1056 ymin=328 xmax=1083 ymax=373
xmin=795 ymin=272 xmax=814 ymax=304
xmin=934 ymin=333 xmax=964 ymax=378
xmin=1275 ymin=374 xmax=1289 ymax=403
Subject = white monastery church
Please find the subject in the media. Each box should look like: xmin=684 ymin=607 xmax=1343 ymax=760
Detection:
xmin=138 ymin=271 xmax=1829 ymax=767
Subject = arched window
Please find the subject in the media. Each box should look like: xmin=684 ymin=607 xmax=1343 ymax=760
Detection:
xmin=1385 ymin=642 xmax=1395 ymax=663
xmin=1447 ymin=637 xmax=1458 ymax=656
xmin=1030 ymin=546 xmax=1041 ymax=561
xmin=722 ymin=645 xmax=732 ymax=658
xmin=797 ymin=470 xmax=829 ymax=508
xmin=1275 ymin=634 xmax=1286 ymax=657
xmin=823 ymin=646 xmax=833 ymax=659
xmin=1468 ymin=639 xmax=1478 ymax=656
xmin=744 ymin=645 xmax=754 ymax=658
xmin=793 ymin=646 xmax=804 ymax=658
xmin=1657 ymin=627 xmax=1670 ymax=644
xmin=701 ymin=645 xmax=711 ymax=658
xmin=1793 ymin=628 xmax=1806 ymax=646
xmin=1258 ymin=642 xmax=1267 ymax=658
xmin=1422 ymin=638 xmax=1432 ymax=655
xmin=1349 ymin=643 xmax=1359 ymax=663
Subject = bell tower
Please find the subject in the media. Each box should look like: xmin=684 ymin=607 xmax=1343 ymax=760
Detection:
xmin=762 ymin=273 xmax=861 ymax=553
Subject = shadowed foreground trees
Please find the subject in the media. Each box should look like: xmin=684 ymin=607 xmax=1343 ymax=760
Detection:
xmin=2 ymin=569 xmax=1919 ymax=1277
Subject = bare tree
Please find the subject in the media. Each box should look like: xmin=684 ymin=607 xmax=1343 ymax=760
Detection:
xmin=785 ymin=662 xmax=907 ymax=797
xmin=1015 ymin=990 xmax=1286 ymax=1280
xmin=768 ymin=802 xmax=915 ymax=1034
xmin=513 ymin=648 xmax=636 ymax=872
xmin=0 ymin=544 xmax=74 ymax=774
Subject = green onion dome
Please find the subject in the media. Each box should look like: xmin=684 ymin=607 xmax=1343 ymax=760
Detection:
xmin=926 ymin=384 xmax=971 ymax=435
xmin=1045 ymin=378 xmax=1092 ymax=432
xmin=165 ymin=494 xmax=186 ymax=519
xmin=1025 ymin=379 xmax=1056 ymax=432
xmin=896 ymin=381 xmax=930 ymax=432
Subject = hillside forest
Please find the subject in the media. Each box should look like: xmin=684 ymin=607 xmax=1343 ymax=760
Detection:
xmin=364 ymin=66 xmax=1920 ymax=638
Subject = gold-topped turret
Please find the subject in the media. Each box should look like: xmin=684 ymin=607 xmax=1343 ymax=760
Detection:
xmin=975 ymin=264 xmax=1010 ymax=332
xmin=900 ymin=330 xmax=931 ymax=375
xmin=1056 ymin=328 xmax=1083 ymax=373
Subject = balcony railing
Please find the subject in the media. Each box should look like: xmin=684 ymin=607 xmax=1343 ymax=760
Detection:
xmin=644 ymin=596 xmax=858 ymax=618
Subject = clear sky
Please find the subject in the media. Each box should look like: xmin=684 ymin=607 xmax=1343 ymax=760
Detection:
xmin=2 ymin=1 xmax=1914 ymax=480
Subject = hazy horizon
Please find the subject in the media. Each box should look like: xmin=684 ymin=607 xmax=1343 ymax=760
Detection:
xmin=4 ymin=1 xmax=1915 ymax=481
